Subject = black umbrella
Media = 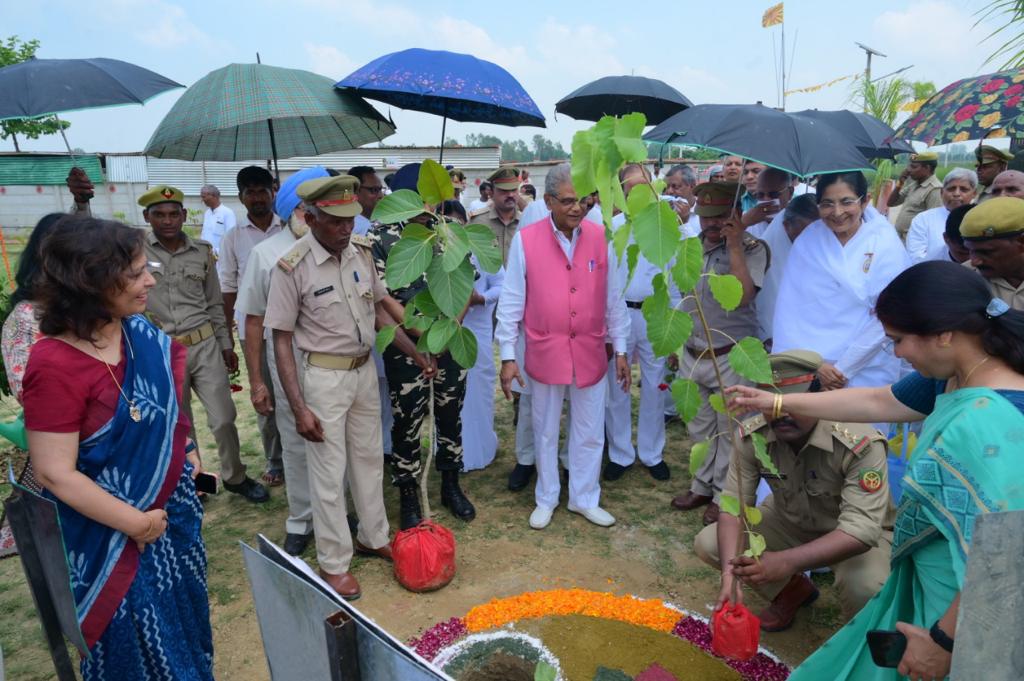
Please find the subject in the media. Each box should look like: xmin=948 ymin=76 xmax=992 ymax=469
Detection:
xmin=791 ymin=109 xmax=914 ymax=159
xmin=556 ymin=75 xmax=693 ymax=124
xmin=644 ymin=103 xmax=872 ymax=177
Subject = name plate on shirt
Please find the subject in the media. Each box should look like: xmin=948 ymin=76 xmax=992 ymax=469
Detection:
xmin=314 ymin=286 xmax=335 ymax=297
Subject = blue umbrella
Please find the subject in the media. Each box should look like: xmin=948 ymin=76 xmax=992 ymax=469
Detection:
xmin=336 ymin=48 xmax=544 ymax=161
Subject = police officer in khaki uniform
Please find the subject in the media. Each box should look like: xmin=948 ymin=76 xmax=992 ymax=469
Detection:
xmin=264 ymin=175 xmax=432 ymax=599
xmin=888 ymin=151 xmax=944 ymax=238
xmin=695 ymin=350 xmax=894 ymax=632
xmin=470 ymin=167 xmax=522 ymax=265
xmin=141 ymin=185 xmax=269 ymax=503
xmin=961 ymin=196 xmax=1024 ymax=311
xmin=671 ymin=182 xmax=769 ymax=524
xmin=975 ymin=145 xmax=1014 ymax=202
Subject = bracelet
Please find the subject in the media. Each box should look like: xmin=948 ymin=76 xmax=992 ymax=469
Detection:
xmin=184 ymin=441 xmax=197 ymax=454
xmin=929 ymin=621 xmax=955 ymax=653
xmin=771 ymin=393 xmax=783 ymax=420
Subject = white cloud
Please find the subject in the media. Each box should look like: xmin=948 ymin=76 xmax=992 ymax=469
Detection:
xmin=305 ymin=44 xmax=357 ymax=80
xmin=101 ymin=0 xmax=213 ymax=50
xmin=873 ymin=0 xmax=998 ymax=67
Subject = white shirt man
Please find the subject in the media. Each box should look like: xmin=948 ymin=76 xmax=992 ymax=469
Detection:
xmin=200 ymin=184 xmax=236 ymax=255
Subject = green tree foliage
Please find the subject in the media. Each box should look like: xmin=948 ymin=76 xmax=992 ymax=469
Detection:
xmin=464 ymin=133 xmax=568 ymax=162
xmin=0 ymin=36 xmax=70 ymax=151
xmin=977 ymin=0 xmax=1024 ymax=69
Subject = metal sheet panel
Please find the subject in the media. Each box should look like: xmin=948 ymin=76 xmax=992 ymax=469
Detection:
xmin=105 ymin=155 xmax=148 ymax=183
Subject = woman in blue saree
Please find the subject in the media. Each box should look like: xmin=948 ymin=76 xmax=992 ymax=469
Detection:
xmin=730 ymin=261 xmax=1024 ymax=680
xmin=22 ymin=217 xmax=214 ymax=680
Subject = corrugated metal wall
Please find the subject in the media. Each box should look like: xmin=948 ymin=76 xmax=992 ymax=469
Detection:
xmin=105 ymin=155 xmax=148 ymax=183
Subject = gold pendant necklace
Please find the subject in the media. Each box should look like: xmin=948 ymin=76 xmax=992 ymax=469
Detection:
xmin=91 ymin=326 xmax=141 ymax=423
xmin=959 ymin=356 xmax=990 ymax=389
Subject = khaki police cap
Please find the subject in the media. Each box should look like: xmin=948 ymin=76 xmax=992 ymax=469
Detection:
xmin=759 ymin=350 xmax=823 ymax=395
xmin=448 ymin=168 xmax=467 ymax=189
xmin=297 ymin=175 xmax=362 ymax=218
xmin=960 ymin=196 xmax=1024 ymax=240
xmin=138 ymin=185 xmax=184 ymax=209
xmin=488 ymin=166 xmax=521 ymax=190
xmin=693 ymin=181 xmax=742 ymax=217
xmin=910 ymin=151 xmax=939 ymax=163
xmin=976 ymin=144 xmax=1014 ymax=164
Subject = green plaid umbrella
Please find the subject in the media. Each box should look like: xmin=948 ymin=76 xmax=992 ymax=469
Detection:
xmin=144 ymin=63 xmax=395 ymax=168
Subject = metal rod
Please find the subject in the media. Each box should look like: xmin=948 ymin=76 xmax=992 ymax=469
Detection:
xmin=267 ymin=118 xmax=281 ymax=184
xmin=439 ymin=108 xmax=448 ymax=164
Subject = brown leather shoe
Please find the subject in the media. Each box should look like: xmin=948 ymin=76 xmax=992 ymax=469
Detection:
xmin=758 ymin=573 xmax=819 ymax=632
xmin=318 ymin=569 xmax=361 ymax=601
xmin=702 ymin=501 xmax=720 ymax=526
xmin=671 ymin=490 xmax=713 ymax=511
xmin=355 ymin=539 xmax=393 ymax=561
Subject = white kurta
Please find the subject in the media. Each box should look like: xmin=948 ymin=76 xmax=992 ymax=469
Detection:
xmin=905 ymin=205 xmax=950 ymax=263
xmin=460 ymin=259 xmax=504 ymax=471
xmin=755 ymin=212 xmax=791 ymax=341
xmin=772 ymin=207 xmax=910 ymax=388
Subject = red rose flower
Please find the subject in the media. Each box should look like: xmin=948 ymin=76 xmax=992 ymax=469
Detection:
xmin=230 ymin=383 xmax=243 ymax=393
xmin=1004 ymin=83 xmax=1024 ymax=97
xmin=658 ymin=382 xmax=669 ymax=391
xmin=954 ymin=104 xmax=980 ymax=122
xmin=982 ymin=78 xmax=1006 ymax=93
xmin=1006 ymin=95 xmax=1022 ymax=109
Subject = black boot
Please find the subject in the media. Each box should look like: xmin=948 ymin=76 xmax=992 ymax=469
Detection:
xmin=440 ymin=470 xmax=476 ymax=522
xmin=398 ymin=482 xmax=422 ymax=530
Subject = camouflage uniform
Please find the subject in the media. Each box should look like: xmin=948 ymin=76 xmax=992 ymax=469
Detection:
xmin=368 ymin=221 xmax=468 ymax=484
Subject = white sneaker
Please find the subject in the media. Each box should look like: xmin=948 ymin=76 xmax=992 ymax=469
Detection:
xmin=529 ymin=505 xmax=555 ymax=529
xmin=567 ymin=504 xmax=615 ymax=527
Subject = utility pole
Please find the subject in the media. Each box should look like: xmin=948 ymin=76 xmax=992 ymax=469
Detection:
xmin=855 ymin=42 xmax=886 ymax=113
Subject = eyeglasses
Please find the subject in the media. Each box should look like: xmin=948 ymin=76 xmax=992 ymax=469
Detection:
xmin=818 ymin=196 xmax=863 ymax=211
xmin=361 ymin=185 xmax=384 ymax=195
xmin=552 ymin=195 xmax=585 ymax=208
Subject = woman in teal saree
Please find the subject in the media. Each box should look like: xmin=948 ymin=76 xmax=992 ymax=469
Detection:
xmin=733 ymin=261 xmax=1024 ymax=681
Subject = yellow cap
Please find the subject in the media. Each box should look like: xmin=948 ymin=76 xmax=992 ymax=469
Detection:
xmin=297 ymin=175 xmax=362 ymax=218
xmin=693 ymin=182 xmax=742 ymax=217
xmin=759 ymin=350 xmax=823 ymax=394
xmin=138 ymin=185 xmax=184 ymax=208
xmin=487 ymin=166 xmax=521 ymax=190
xmin=911 ymin=151 xmax=939 ymax=163
xmin=960 ymin=196 xmax=1024 ymax=240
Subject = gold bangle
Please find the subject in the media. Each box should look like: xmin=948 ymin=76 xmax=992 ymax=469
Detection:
xmin=772 ymin=393 xmax=783 ymax=420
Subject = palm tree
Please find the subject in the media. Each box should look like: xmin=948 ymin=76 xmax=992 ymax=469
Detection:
xmin=977 ymin=0 xmax=1024 ymax=68
xmin=853 ymin=77 xmax=912 ymax=126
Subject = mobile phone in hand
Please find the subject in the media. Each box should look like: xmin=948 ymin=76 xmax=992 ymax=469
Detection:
xmin=195 ymin=472 xmax=219 ymax=495
xmin=866 ymin=630 xmax=907 ymax=668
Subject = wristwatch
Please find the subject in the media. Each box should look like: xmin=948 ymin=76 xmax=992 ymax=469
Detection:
xmin=615 ymin=351 xmax=627 ymax=358
xmin=929 ymin=621 xmax=954 ymax=653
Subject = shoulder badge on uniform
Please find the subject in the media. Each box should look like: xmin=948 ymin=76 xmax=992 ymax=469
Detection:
xmin=830 ymin=422 xmax=883 ymax=456
xmin=858 ymin=468 xmax=884 ymax=493
xmin=350 ymin=234 xmax=372 ymax=249
xmin=739 ymin=413 xmax=767 ymax=437
xmin=469 ymin=206 xmax=490 ymax=220
xmin=277 ymin=240 xmax=311 ymax=273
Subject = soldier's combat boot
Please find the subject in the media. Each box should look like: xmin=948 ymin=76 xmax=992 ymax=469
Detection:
xmin=398 ymin=482 xmax=422 ymax=530
xmin=440 ymin=470 xmax=476 ymax=522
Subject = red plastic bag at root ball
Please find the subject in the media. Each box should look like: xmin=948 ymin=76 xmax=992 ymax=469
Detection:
xmin=711 ymin=602 xmax=761 ymax=661
xmin=392 ymin=520 xmax=456 ymax=592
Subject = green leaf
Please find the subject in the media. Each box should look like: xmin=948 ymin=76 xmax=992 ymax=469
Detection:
xmin=612 ymin=220 xmax=632 ymax=262
xmin=652 ymin=178 xmax=667 ymax=195
xmin=417 ymin=158 xmax=455 ymax=205
xmin=464 ymin=223 xmax=502 ymax=273
xmin=626 ymin=182 xmax=657 ymax=216
xmin=402 ymin=299 xmax=433 ymax=333
xmin=751 ymin=432 xmax=778 ymax=476
xmin=744 ymin=506 xmax=763 ymax=525
xmin=641 ymin=274 xmax=693 ymax=356
xmin=426 ymin=317 xmax=458 ymax=354
xmin=384 ymin=233 xmax=435 ymax=289
xmin=447 ymin=325 xmax=479 ymax=369
xmin=720 ymin=494 xmax=740 ymax=517
xmin=633 ymin=200 xmax=681 ymax=268
xmin=400 ymin=223 xmax=435 ymax=241
xmin=727 ymin=337 xmax=773 ymax=384
xmin=534 ymin=660 xmax=557 ymax=681
xmin=670 ymin=378 xmax=702 ymax=423
xmin=708 ymin=392 xmax=727 ymax=414
xmin=426 ymin=258 xmax=475 ymax=318
xmin=612 ymin=112 xmax=650 ymax=163
xmin=688 ymin=440 xmax=709 ymax=477
xmin=374 ymin=325 xmax=396 ymax=354
xmin=412 ymin=291 xmax=442 ymax=317
xmin=571 ymin=129 xmax=598 ymax=197
xmin=441 ymin=222 xmax=470 ymax=273
xmin=671 ymin=237 xmax=703 ymax=294
xmin=415 ymin=330 xmax=431 ymax=353
xmin=626 ymin=243 xmax=640 ymax=289
xmin=708 ymin=273 xmax=743 ymax=311
xmin=743 ymin=532 xmax=767 ymax=559
xmin=371 ymin=189 xmax=428 ymax=225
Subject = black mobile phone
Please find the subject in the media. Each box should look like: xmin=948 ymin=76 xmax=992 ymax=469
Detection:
xmin=195 ymin=472 xmax=219 ymax=495
xmin=866 ymin=630 xmax=907 ymax=668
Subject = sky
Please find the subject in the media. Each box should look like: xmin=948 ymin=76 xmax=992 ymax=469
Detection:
xmin=3 ymin=0 xmax=1009 ymax=155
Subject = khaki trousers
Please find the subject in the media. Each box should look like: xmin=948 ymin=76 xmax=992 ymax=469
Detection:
xmin=266 ymin=337 xmax=313 ymax=535
xmin=182 ymin=335 xmax=244 ymax=485
xmin=258 ymin=341 xmax=283 ymax=471
xmin=693 ymin=499 xmax=892 ymax=616
xmin=303 ymin=361 xmax=389 ymax=574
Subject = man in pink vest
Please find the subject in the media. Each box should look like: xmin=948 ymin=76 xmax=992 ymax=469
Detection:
xmin=496 ymin=163 xmax=631 ymax=530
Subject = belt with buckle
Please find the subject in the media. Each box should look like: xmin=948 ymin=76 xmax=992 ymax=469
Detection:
xmin=685 ymin=342 xmax=735 ymax=359
xmin=625 ymin=300 xmax=643 ymax=310
xmin=307 ymin=352 xmax=370 ymax=371
xmin=172 ymin=322 xmax=214 ymax=347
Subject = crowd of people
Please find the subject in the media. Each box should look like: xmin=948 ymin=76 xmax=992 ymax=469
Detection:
xmin=8 ymin=140 xmax=1024 ymax=680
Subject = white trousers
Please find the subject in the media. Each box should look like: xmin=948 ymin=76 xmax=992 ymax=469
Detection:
xmin=532 ymin=377 xmax=605 ymax=510
xmin=266 ymin=337 xmax=313 ymax=535
xmin=460 ymin=314 xmax=498 ymax=471
xmin=605 ymin=308 xmax=666 ymax=467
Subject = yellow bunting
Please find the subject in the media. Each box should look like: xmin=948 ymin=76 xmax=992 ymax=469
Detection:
xmin=784 ymin=73 xmax=859 ymax=96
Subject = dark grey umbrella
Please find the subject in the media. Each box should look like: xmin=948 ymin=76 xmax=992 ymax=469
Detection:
xmin=556 ymin=75 xmax=693 ymax=124
xmin=791 ymin=109 xmax=914 ymax=159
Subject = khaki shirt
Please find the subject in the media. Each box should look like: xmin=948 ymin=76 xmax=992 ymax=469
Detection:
xmin=725 ymin=416 xmax=895 ymax=548
xmin=986 ymin=275 xmax=1024 ymax=311
xmin=263 ymin=232 xmax=386 ymax=356
xmin=892 ymin=174 xmax=943 ymax=234
xmin=144 ymin=231 xmax=232 ymax=350
xmin=471 ymin=203 xmax=521 ymax=265
xmin=682 ymin=236 xmax=769 ymax=351
xmin=977 ymin=183 xmax=995 ymax=203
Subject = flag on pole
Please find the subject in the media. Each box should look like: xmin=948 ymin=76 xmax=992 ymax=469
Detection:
xmin=762 ymin=2 xmax=784 ymax=28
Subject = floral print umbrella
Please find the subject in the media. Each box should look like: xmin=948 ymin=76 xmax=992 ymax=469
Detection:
xmin=894 ymin=69 xmax=1024 ymax=145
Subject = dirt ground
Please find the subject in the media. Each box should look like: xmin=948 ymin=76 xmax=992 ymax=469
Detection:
xmin=0 ymin=362 xmax=843 ymax=680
